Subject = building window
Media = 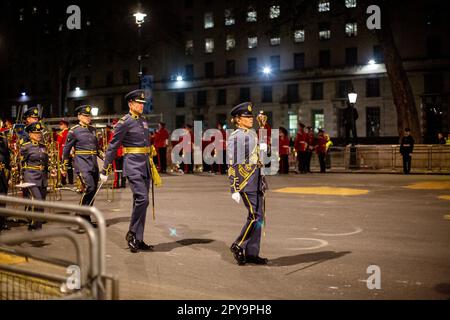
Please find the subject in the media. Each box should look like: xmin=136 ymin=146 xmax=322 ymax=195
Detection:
xmin=336 ymin=80 xmax=353 ymax=98
xmin=226 ymin=60 xmax=236 ymax=76
xmin=185 ymin=40 xmax=194 ymax=55
xmin=225 ymin=9 xmax=235 ymax=26
xmin=106 ymin=97 xmax=115 ymax=114
xmin=122 ymin=70 xmax=130 ymax=85
xmin=262 ymin=86 xmax=273 ymax=103
xmin=424 ymin=73 xmax=443 ymax=94
xmin=217 ymin=89 xmax=227 ymax=105
xmin=248 ymin=36 xmax=258 ymax=49
xmin=294 ymin=29 xmax=305 ymax=43
xmin=269 ymin=5 xmax=280 ymax=19
xmin=184 ymin=16 xmax=193 ymax=31
xmin=318 ymin=0 xmax=330 ymax=12
xmin=240 ymin=87 xmax=251 ymax=101
xmin=366 ymin=107 xmax=380 ymax=137
xmin=247 ymin=7 xmax=257 ymax=22
xmin=205 ymin=62 xmax=214 ymax=78
xmin=319 ymin=50 xmax=330 ymax=68
xmin=106 ymin=72 xmax=114 ymax=86
xmin=312 ymin=110 xmax=325 ymax=133
xmin=270 ymin=55 xmax=281 ymax=71
xmin=248 ymin=57 xmax=258 ymax=74
xmin=373 ymin=45 xmax=384 ymax=63
xmin=345 ymin=0 xmax=357 ymax=8
xmin=185 ymin=64 xmax=194 ymax=80
xmin=176 ymin=92 xmax=185 ymax=108
xmin=287 ymin=84 xmax=299 ymax=103
xmin=311 ymin=82 xmax=323 ymax=100
xmin=204 ymin=12 xmax=214 ymax=29
xmin=319 ymin=23 xmax=331 ymax=40
xmin=345 ymin=22 xmax=358 ymax=37
xmin=197 ymin=91 xmax=207 ymax=106
xmin=366 ymin=78 xmax=380 ymax=97
xmin=176 ymin=115 xmax=185 ymax=128
xmin=294 ymin=53 xmax=305 ymax=70
xmin=270 ymin=36 xmax=281 ymax=46
xmin=226 ymin=35 xmax=236 ymax=51
xmin=84 ymin=75 xmax=92 ymax=89
xmin=205 ymin=38 xmax=214 ymax=53
xmin=289 ymin=114 xmax=298 ymax=136
xmin=345 ymin=47 xmax=358 ymax=66
xmin=69 ymin=77 xmax=77 ymax=90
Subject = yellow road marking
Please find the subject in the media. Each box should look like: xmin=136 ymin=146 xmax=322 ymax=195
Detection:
xmin=438 ymin=195 xmax=450 ymax=200
xmin=444 ymin=215 xmax=450 ymax=220
xmin=0 ymin=252 xmax=27 ymax=265
xmin=405 ymin=181 xmax=450 ymax=190
xmin=274 ymin=187 xmax=369 ymax=196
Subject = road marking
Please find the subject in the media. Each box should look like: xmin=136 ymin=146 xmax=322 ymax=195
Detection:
xmin=405 ymin=181 xmax=450 ymax=190
xmin=314 ymin=226 xmax=363 ymax=237
xmin=274 ymin=187 xmax=369 ymax=196
xmin=438 ymin=195 xmax=450 ymax=201
xmin=444 ymin=215 xmax=450 ymax=220
xmin=0 ymin=252 xmax=27 ymax=265
xmin=286 ymin=238 xmax=329 ymax=250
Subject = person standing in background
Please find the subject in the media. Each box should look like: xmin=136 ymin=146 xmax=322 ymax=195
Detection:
xmin=279 ymin=127 xmax=290 ymax=174
xmin=400 ymin=128 xmax=415 ymax=174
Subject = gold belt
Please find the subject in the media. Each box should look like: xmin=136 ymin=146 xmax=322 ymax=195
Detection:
xmin=75 ymin=150 xmax=97 ymax=155
xmin=23 ymin=165 xmax=45 ymax=171
xmin=123 ymin=147 xmax=151 ymax=154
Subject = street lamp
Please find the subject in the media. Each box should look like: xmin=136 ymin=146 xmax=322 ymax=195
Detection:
xmin=347 ymin=91 xmax=358 ymax=168
xmin=262 ymin=66 xmax=272 ymax=75
xmin=91 ymin=107 xmax=99 ymax=117
xmin=134 ymin=10 xmax=147 ymax=86
xmin=348 ymin=92 xmax=358 ymax=104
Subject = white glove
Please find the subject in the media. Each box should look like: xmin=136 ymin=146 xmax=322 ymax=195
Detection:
xmin=260 ymin=143 xmax=268 ymax=152
xmin=100 ymin=174 xmax=108 ymax=183
xmin=231 ymin=192 xmax=241 ymax=204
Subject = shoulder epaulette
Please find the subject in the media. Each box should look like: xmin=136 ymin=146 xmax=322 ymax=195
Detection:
xmin=69 ymin=125 xmax=80 ymax=132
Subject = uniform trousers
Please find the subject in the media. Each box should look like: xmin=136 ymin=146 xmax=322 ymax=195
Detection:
xmin=127 ymin=175 xmax=151 ymax=241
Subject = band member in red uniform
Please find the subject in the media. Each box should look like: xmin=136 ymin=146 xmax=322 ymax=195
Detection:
xmin=279 ymin=127 xmax=290 ymax=174
xmin=294 ymin=123 xmax=308 ymax=174
xmin=316 ymin=129 xmax=328 ymax=173
xmin=57 ymin=119 xmax=72 ymax=185
xmin=154 ymin=122 xmax=169 ymax=173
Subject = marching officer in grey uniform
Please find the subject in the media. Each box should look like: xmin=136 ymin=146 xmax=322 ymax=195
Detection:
xmin=62 ymin=105 xmax=102 ymax=224
xmin=20 ymin=122 xmax=49 ymax=230
xmin=227 ymin=102 xmax=268 ymax=265
xmin=100 ymin=89 xmax=154 ymax=253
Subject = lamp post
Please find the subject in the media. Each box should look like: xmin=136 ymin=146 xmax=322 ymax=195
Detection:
xmin=347 ymin=91 xmax=358 ymax=169
xmin=133 ymin=11 xmax=147 ymax=87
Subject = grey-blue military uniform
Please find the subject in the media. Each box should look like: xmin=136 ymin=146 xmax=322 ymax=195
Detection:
xmin=227 ymin=102 xmax=268 ymax=265
xmin=102 ymin=89 xmax=153 ymax=251
xmin=62 ymin=106 xmax=102 ymax=210
xmin=20 ymin=122 xmax=49 ymax=230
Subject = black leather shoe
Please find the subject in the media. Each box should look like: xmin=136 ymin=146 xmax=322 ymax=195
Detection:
xmin=246 ymin=255 xmax=268 ymax=265
xmin=230 ymin=243 xmax=246 ymax=265
xmin=128 ymin=237 xmax=140 ymax=253
xmin=138 ymin=241 xmax=154 ymax=251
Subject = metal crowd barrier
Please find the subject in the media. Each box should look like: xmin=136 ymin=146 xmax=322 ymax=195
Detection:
xmin=0 ymin=195 xmax=118 ymax=300
xmin=289 ymin=145 xmax=450 ymax=173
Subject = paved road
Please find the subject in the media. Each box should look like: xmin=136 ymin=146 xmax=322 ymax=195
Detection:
xmin=1 ymin=173 xmax=450 ymax=299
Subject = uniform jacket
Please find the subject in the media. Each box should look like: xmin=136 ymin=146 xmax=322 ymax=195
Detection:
xmin=154 ymin=128 xmax=170 ymax=149
xmin=62 ymin=124 xmax=102 ymax=175
xmin=103 ymin=113 xmax=151 ymax=178
xmin=20 ymin=141 xmax=48 ymax=187
xmin=315 ymin=135 xmax=328 ymax=154
xmin=0 ymin=132 xmax=10 ymax=171
xmin=56 ymin=128 xmax=69 ymax=160
xmin=400 ymin=135 xmax=415 ymax=155
xmin=227 ymin=128 xmax=267 ymax=194
xmin=294 ymin=130 xmax=308 ymax=152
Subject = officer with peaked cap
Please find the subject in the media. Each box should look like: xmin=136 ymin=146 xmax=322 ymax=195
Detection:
xmin=19 ymin=106 xmax=42 ymax=145
xmin=100 ymin=89 xmax=154 ymax=253
xmin=20 ymin=122 xmax=49 ymax=230
xmin=227 ymin=102 xmax=268 ymax=266
xmin=62 ymin=105 xmax=102 ymax=225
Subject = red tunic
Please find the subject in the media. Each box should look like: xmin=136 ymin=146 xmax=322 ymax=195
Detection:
xmin=154 ymin=128 xmax=170 ymax=149
xmin=279 ymin=135 xmax=290 ymax=155
xmin=56 ymin=128 xmax=69 ymax=159
xmin=294 ymin=130 xmax=308 ymax=152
